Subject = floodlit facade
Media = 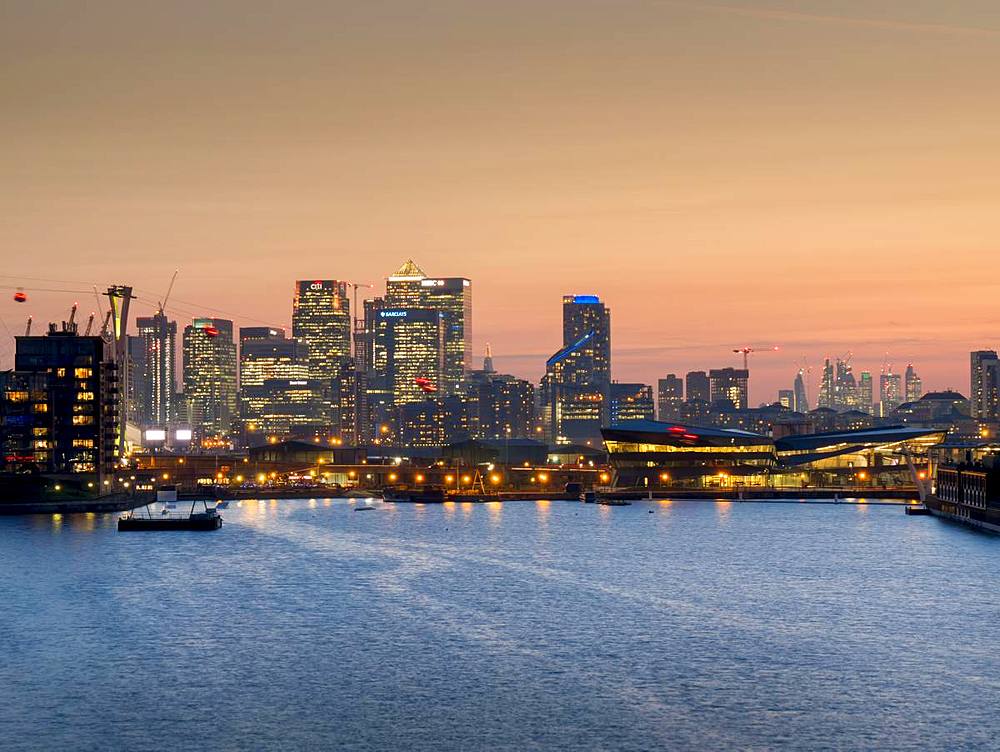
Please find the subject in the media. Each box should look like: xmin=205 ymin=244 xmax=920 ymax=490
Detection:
xmin=131 ymin=312 xmax=177 ymax=428
xmin=183 ymin=318 xmax=237 ymax=443
xmin=292 ymin=280 xmax=352 ymax=380
xmin=385 ymin=260 xmax=471 ymax=395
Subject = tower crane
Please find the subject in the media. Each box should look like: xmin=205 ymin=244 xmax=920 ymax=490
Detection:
xmin=158 ymin=269 xmax=179 ymax=316
xmin=732 ymin=345 xmax=779 ymax=371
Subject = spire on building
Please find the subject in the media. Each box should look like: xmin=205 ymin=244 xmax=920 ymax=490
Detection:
xmin=484 ymin=343 xmax=495 ymax=373
xmin=388 ymin=259 xmax=427 ymax=281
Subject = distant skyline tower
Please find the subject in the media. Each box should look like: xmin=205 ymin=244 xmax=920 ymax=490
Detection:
xmin=970 ymin=350 xmax=1000 ymax=420
xmin=657 ymin=374 xmax=684 ymax=420
xmin=685 ymin=371 xmax=710 ymax=403
xmin=183 ymin=318 xmax=237 ymax=441
xmin=483 ymin=343 xmax=495 ymax=373
xmin=904 ymin=364 xmax=923 ymax=403
xmin=793 ymin=369 xmax=809 ymax=413
xmin=879 ymin=369 xmax=903 ymax=416
xmin=133 ymin=312 xmax=177 ymax=427
xmin=777 ymin=389 xmax=794 ymax=409
xmin=292 ymin=280 xmax=352 ymax=380
xmin=858 ymin=371 xmax=873 ymax=414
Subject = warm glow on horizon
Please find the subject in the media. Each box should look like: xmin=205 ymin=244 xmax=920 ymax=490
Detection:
xmin=2 ymin=1 xmax=999 ymax=399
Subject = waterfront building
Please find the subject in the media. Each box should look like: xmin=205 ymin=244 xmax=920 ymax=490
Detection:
xmin=602 ymin=420 xmax=945 ymax=489
xmin=385 ymin=260 xmax=471 ymax=395
xmin=0 ymin=371 xmax=51 ymax=474
xmin=685 ymin=371 xmax=710 ymax=403
xmin=970 ymin=350 xmax=999 ymax=419
xmin=904 ymin=364 xmax=923 ymax=403
xmin=130 ymin=312 xmax=177 ymax=427
xmin=709 ymin=368 xmax=749 ymax=409
xmin=12 ymin=325 xmax=120 ymax=481
xmin=610 ymin=382 xmax=655 ymax=423
xmin=292 ymin=280 xmax=352 ymax=380
xmin=183 ymin=318 xmax=238 ymax=443
xmin=657 ymin=374 xmax=684 ymax=421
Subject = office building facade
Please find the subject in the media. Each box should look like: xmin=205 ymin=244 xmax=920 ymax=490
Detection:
xmin=183 ymin=318 xmax=238 ymax=442
xmin=292 ymin=280 xmax=352 ymax=380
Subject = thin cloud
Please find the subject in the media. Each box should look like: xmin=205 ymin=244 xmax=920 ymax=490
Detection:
xmin=665 ymin=1 xmax=1000 ymax=38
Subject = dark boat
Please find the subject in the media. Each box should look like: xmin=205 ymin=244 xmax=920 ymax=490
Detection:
xmin=925 ymin=462 xmax=1000 ymax=534
xmin=382 ymin=485 xmax=447 ymax=504
xmin=118 ymin=500 xmax=223 ymax=531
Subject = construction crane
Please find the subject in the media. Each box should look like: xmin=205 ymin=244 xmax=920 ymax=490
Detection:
xmin=732 ymin=345 xmax=779 ymax=371
xmin=24 ymin=316 xmax=32 ymax=336
xmin=84 ymin=312 xmax=95 ymax=336
xmin=158 ymin=269 xmax=179 ymax=316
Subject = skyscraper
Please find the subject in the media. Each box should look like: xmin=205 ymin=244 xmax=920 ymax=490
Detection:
xmin=132 ymin=312 xmax=177 ymax=427
xmin=971 ymin=350 xmax=1000 ymax=420
xmin=561 ymin=295 xmax=611 ymax=388
xmin=375 ymin=308 xmax=445 ymax=408
xmin=879 ymin=370 xmax=903 ymax=416
xmin=777 ymin=389 xmax=795 ymax=409
xmin=858 ymin=371 xmax=873 ymax=414
xmin=541 ymin=295 xmax=611 ymax=444
xmin=183 ymin=318 xmax=237 ymax=442
xmin=793 ymin=370 xmax=809 ymax=413
xmin=709 ymin=368 xmax=749 ymax=409
xmin=385 ymin=260 xmax=471 ymax=395
xmin=685 ymin=371 xmax=710 ymax=403
xmin=657 ymin=374 xmax=684 ymax=420
xmin=292 ymin=280 xmax=352 ymax=380
xmin=904 ymin=364 xmax=923 ymax=403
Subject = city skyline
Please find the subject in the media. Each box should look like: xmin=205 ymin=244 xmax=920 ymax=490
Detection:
xmin=3 ymin=2 xmax=1000 ymax=399
xmin=0 ymin=265 xmax=979 ymax=402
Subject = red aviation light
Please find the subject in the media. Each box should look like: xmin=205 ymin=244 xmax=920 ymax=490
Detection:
xmin=13 ymin=290 xmax=27 ymax=303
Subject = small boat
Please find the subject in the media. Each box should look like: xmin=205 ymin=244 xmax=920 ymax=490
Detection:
xmin=354 ymin=504 xmax=377 ymax=511
xmin=215 ymin=500 xmax=230 ymax=509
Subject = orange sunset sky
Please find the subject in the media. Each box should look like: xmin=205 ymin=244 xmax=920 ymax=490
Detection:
xmin=3 ymin=0 xmax=1000 ymax=402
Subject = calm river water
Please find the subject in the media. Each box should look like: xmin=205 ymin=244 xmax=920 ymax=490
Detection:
xmin=1 ymin=498 xmax=998 ymax=751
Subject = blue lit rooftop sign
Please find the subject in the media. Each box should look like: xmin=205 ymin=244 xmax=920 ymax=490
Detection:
xmin=570 ymin=295 xmax=600 ymax=304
